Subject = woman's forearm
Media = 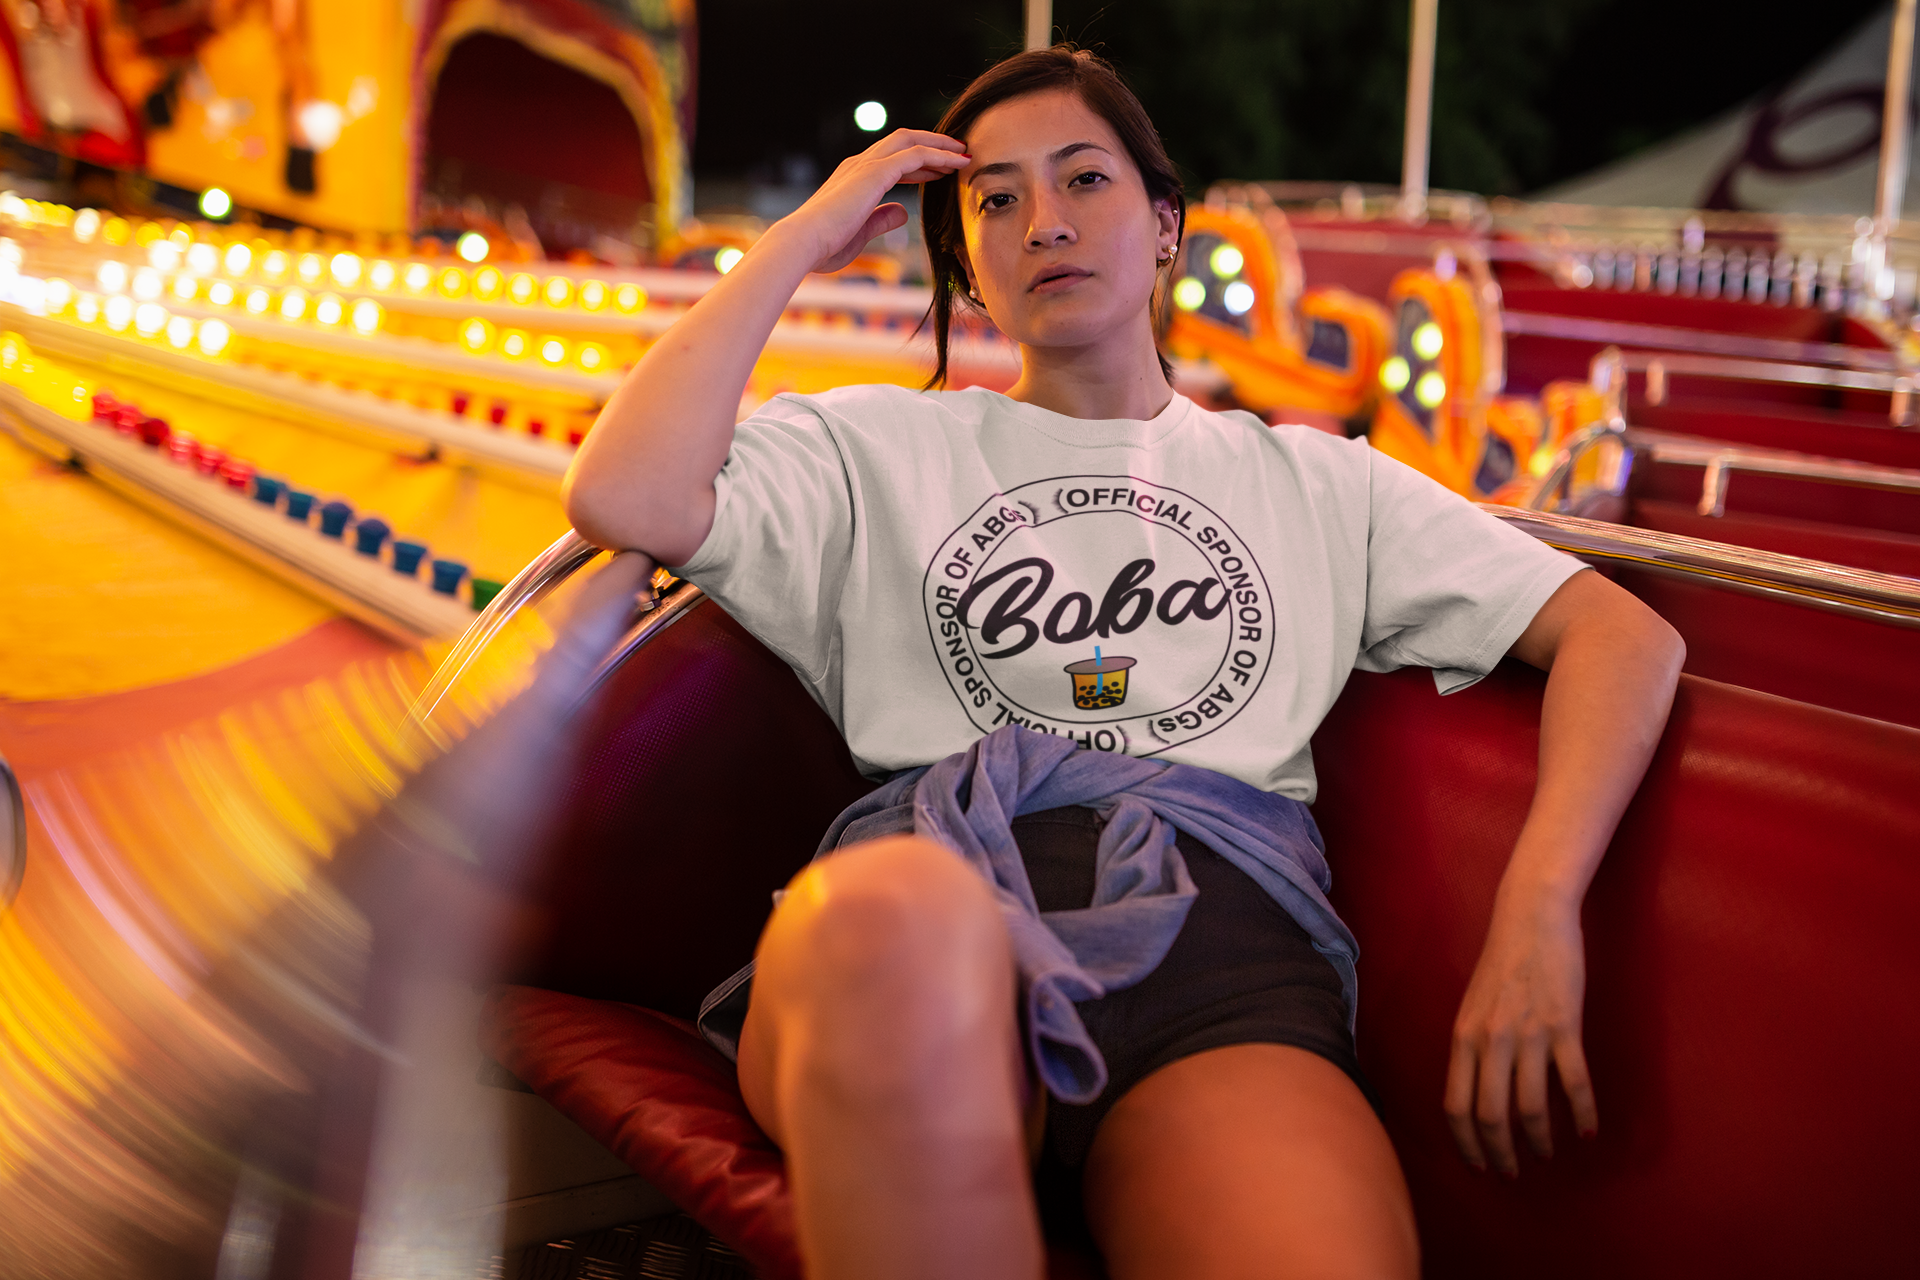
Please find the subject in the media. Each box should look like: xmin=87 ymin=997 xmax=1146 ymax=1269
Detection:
xmin=1500 ymin=597 xmax=1684 ymax=914
xmin=563 ymin=225 xmax=817 ymax=562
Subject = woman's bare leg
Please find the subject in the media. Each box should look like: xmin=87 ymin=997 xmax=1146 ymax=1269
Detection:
xmin=1084 ymin=1044 xmax=1419 ymax=1280
xmin=737 ymin=835 xmax=1044 ymax=1280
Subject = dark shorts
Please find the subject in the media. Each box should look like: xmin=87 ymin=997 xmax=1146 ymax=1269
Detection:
xmin=1012 ymin=805 xmax=1374 ymax=1170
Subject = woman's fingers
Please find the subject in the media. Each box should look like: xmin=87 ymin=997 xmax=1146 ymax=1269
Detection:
xmin=1554 ymin=1032 xmax=1601 ymax=1139
xmin=1474 ymin=1032 xmax=1520 ymax=1176
xmin=871 ymin=128 xmax=968 ymax=156
xmin=1443 ymin=1033 xmax=1487 ymax=1171
xmin=1515 ymin=1031 xmax=1554 ymax=1159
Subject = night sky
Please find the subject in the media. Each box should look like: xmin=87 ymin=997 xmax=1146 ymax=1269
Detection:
xmin=691 ymin=0 xmax=1889 ymax=198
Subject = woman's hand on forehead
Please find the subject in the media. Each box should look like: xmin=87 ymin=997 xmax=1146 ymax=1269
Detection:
xmin=773 ymin=129 xmax=969 ymax=276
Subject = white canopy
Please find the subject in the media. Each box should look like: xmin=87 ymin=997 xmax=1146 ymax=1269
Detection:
xmin=1539 ymin=5 xmax=1915 ymax=215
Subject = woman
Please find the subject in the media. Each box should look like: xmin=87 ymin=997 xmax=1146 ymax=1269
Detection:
xmin=566 ymin=45 xmax=1683 ymax=1280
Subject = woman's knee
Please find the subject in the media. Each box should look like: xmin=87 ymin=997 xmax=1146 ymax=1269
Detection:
xmin=755 ymin=835 xmax=1013 ymax=1046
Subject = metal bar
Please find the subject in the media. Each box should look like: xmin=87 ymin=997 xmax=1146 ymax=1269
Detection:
xmin=1640 ymin=433 xmax=1920 ymax=491
xmin=1608 ymin=348 xmax=1901 ymax=393
xmin=1486 ymin=506 xmax=1920 ymax=629
xmin=1401 ymin=0 xmax=1439 ymax=221
xmin=2 ymin=307 xmax=576 ymax=481
xmin=1879 ymin=0 xmax=1917 ymax=238
xmin=0 ymin=386 xmax=480 ymax=642
xmin=1501 ymin=309 xmax=1906 ymax=372
xmin=409 ymin=530 xmax=604 ymax=726
xmin=1025 ymin=0 xmax=1052 ymax=51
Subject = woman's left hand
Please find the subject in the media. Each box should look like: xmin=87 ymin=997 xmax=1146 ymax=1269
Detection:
xmin=1442 ymin=887 xmax=1599 ymax=1175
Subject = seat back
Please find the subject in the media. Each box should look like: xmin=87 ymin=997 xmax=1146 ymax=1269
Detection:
xmin=504 ymin=592 xmax=875 ymax=1019
xmin=1312 ymin=665 xmax=1920 ymax=1279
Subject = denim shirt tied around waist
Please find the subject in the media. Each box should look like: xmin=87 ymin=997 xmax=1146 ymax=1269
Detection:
xmin=696 ymin=724 xmax=1358 ymax=1106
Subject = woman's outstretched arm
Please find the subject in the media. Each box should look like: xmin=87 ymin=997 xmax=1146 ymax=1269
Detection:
xmin=564 ymin=130 xmax=968 ymax=564
xmin=1444 ymin=568 xmax=1685 ymax=1176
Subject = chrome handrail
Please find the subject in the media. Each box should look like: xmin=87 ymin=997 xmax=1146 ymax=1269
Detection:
xmin=409 ymin=531 xmax=603 ymax=726
xmin=1501 ymin=310 xmax=1908 ymax=374
xmin=1633 ymin=430 xmax=1920 ymax=517
xmin=408 ymin=530 xmax=706 ymax=736
xmin=0 ymin=754 xmax=22 ymax=911
xmin=1487 ymin=506 xmax=1920 ymax=629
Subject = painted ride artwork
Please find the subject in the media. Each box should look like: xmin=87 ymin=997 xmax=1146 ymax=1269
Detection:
xmin=0 ymin=2 xmax=1914 ymax=1279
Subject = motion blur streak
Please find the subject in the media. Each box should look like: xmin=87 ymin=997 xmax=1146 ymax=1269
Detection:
xmin=0 ymin=606 xmax=554 ymax=1278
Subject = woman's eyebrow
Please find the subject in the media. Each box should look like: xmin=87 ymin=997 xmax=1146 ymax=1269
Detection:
xmin=965 ymin=142 xmax=1113 ymax=184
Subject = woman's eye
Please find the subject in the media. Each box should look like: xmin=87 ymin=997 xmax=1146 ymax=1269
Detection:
xmin=980 ymin=193 xmax=1014 ymax=211
xmin=1069 ymin=171 xmax=1107 ymax=188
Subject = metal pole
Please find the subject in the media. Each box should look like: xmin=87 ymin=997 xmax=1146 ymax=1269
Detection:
xmin=1026 ymin=0 xmax=1052 ymax=52
xmin=1401 ymin=0 xmax=1439 ymax=222
xmin=1878 ymin=0 xmax=1916 ymax=234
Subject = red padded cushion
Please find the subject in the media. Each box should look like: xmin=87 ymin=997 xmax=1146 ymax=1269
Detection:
xmin=1312 ymin=666 xmax=1920 ymax=1279
xmin=1635 ymin=399 xmax=1920 ymax=472
xmin=483 ymin=985 xmax=803 ymax=1280
xmin=1603 ymin=558 xmax=1920 ymax=730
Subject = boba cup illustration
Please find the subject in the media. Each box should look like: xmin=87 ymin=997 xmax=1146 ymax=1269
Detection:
xmin=1065 ymin=653 xmax=1136 ymax=709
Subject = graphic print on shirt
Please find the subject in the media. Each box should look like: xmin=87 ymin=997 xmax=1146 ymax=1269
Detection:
xmin=923 ymin=475 xmax=1276 ymax=755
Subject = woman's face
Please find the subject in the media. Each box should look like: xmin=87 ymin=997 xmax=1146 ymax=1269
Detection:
xmin=956 ymin=90 xmax=1177 ymax=355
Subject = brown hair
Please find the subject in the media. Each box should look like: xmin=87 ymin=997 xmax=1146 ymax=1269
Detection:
xmin=919 ymin=44 xmax=1186 ymax=389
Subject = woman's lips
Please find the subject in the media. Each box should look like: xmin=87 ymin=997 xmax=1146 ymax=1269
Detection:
xmin=1029 ymin=267 xmax=1092 ymax=293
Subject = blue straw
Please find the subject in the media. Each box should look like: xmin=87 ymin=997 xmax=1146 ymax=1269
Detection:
xmin=1095 ymin=645 xmax=1104 ymax=694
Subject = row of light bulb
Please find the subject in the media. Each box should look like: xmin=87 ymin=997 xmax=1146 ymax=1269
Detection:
xmin=8 ymin=200 xmax=653 ymax=316
xmin=39 ymin=280 xmax=236 ymax=357
xmin=455 ymin=317 xmax=613 ymax=373
xmin=87 ymin=262 xmax=385 ymax=334
xmin=123 ymin=227 xmax=650 ymax=314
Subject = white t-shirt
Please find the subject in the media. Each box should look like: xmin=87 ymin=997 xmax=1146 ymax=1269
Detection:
xmin=675 ymin=385 xmax=1581 ymax=802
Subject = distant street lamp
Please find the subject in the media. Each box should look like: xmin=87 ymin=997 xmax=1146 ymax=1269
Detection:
xmin=854 ymin=101 xmax=887 ymax=132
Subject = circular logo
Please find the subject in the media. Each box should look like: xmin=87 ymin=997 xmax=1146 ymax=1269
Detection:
xmin=922 ymin=475 xmax=1275 ymax=756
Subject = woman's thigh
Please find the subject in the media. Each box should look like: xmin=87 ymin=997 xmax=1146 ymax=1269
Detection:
xmin=1083 ymin=1043 xmax=1418 ymax=1280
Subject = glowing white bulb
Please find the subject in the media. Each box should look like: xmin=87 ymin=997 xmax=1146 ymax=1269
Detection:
xmin=1209 ymin=244 xmax=1245 ymax=278
xmin=224 ymin=242 xmax=252 ymax=275
xmin=208 ymin=281 xmax=234 ymax=306
xmin=350 ymin=298 xmax=382 ymax=335
xmin=186 ymin=242 xmax=217 ymax=274
xmin=147 ymin=240 xmax=181 ymax=272
xmin=1172 ymin=276 xmax=1205 ymax=311
xmin=331 ymin=253 xmax=363 ymax=287
xmin=314 ymin=294 xmax=344 ymax=326
xmin=44 ymin=278 xmax=72 ymax=312
xmin=854 ymin=101 xmax=887 ymax=132
xmin=172 ymin=275 xmax=198 ymax=301
xmin=1414 ymin=371 xmax=1447 ymax=408
xmin=75 ymin=292 xmax=100 ymax=324
xmin=1221 ymin=280 xmax=1255 ymax=315
xmin=1379 ymin=355 xmax=1411 ymax=392
xmin=134 ymin=303 xmax=168 ymax=337
xmin=132 ymin=268 xmax=163 ymax=300
xmin=368 ymin=259 xmax=396 ymax=291
xmin=199 ymin=187 xmax=232 ymax=219
xmin=166 ymin=314 xmax=195 ymax=348
xmin=403 ymin=262 xmax=431 ymax=294
xmin=538 ymin=336 xmax=568 ymax=365
xmin=104 ymin=295 xmax=133 ymax=330
xmin=280 ymin=288 xmax=308 ymax=321
xmin=457 ymin=232 xmax=489 ymax=263
xmin=244 ymin=287 xmax=271 ymax=314
xmin=197 ymin=319 xmax=231 ymax=356
xmin=296 ymin=253 xmax=323 ymax=285
xmin=97 ymin=260 xmax=128 ymax=293
xmin=72 ymin=208 xmax=101 ymax=242
xmin=1411 ymin=321 xmax=1444 ymax=360
xmin=715 ymin=246 xmax=744 ymax=274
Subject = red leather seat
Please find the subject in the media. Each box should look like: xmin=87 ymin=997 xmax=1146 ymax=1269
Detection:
xmin=485 ymin=592 xmax=1920 ymax=1277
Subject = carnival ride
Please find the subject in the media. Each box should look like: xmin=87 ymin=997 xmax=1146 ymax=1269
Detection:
xmin=0 ymin=1 xmax=1918 ymax=1277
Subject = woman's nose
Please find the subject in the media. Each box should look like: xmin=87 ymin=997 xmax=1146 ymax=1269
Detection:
xmin=1026 ymin=194 xmax=1076 ymax=248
